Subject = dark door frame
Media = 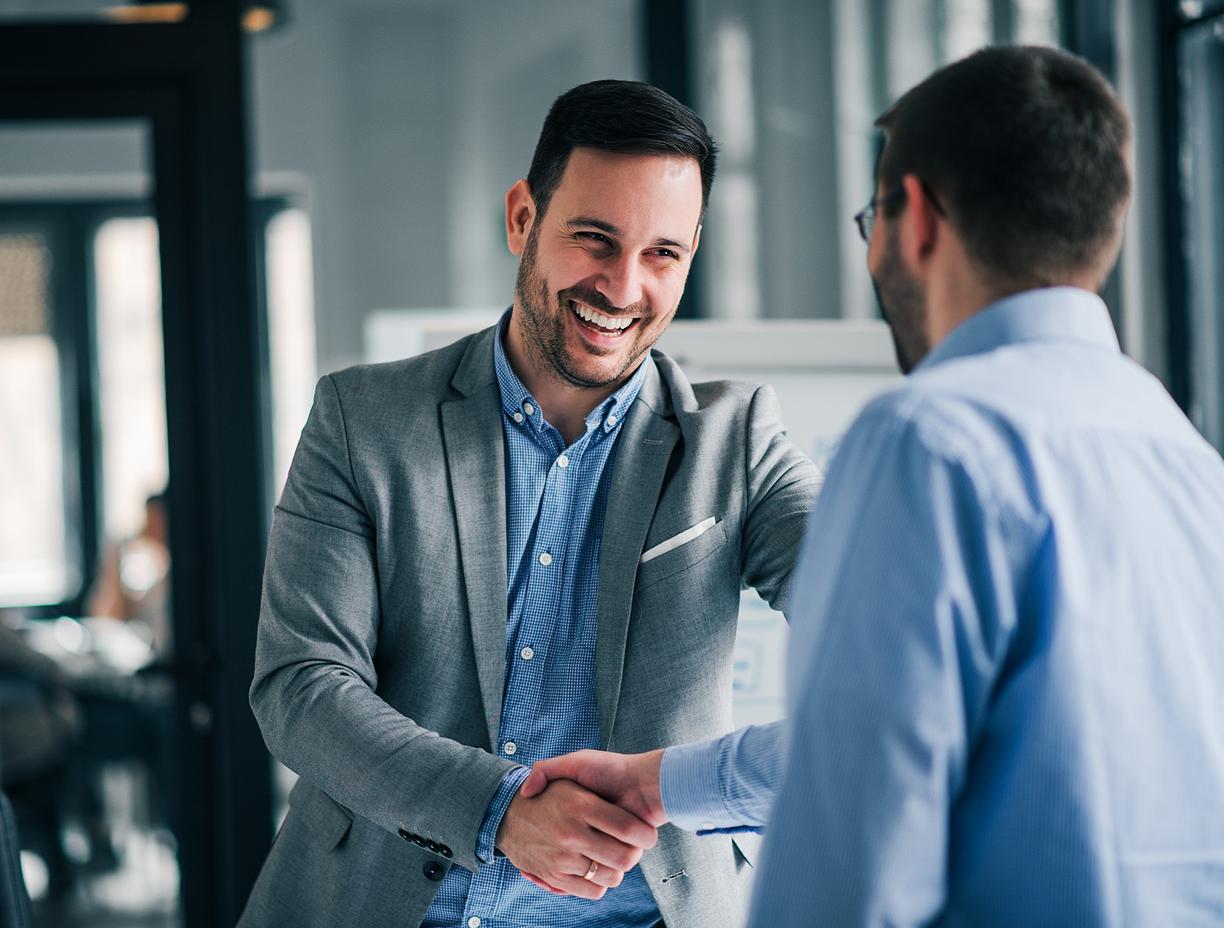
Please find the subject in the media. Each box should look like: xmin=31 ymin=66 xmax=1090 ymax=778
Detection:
xmin=642 ymin=0 xmax=705 ymax=319
xmin=0 ymin=6 xmax=271 ymax=925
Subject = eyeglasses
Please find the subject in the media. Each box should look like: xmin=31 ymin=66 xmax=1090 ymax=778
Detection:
xmin=853 ymin=183 xmax=946 ymax=243
xmin=853 ymin=187 xmax=906 ymax=243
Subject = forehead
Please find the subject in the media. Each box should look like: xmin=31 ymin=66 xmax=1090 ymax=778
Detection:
xmin=546 ymin=147 xmax=703 ymax=241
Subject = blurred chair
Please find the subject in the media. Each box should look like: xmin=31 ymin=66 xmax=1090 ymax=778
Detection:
xmin=0 ymin=791 xmax=32 ymax=928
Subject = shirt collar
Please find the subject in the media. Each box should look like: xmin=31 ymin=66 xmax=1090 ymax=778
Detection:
xmin=916 ymin=287 xmax=1120 ymax=373
xmin=492 ymin=308 xmax=650 ymax=436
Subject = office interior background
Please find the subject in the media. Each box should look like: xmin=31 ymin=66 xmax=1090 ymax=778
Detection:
xmin=0 ymin=0 xmax=1219 ymax=925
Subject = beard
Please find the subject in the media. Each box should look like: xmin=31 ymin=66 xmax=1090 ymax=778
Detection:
xmin=512 ymin=224 xmax=657 ymax=389
xmin=871 ymin=224 xmax=929 ymax=375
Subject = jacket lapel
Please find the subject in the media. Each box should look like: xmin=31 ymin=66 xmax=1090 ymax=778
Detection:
xmin=596 ymin=359 xmax=679 ymax=747
xmin=441 ymin=328 xmax=508 ymax=751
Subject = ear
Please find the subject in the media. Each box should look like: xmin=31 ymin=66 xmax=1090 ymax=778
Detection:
xmin=690 ymin=223 xmax=703 ymax=260
xmin=898 ymin=173 xmax=941 ymax=265
xmin=505 ymin=179 xmax=537 ymax=256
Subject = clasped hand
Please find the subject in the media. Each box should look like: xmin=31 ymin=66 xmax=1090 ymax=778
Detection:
xmin=495 ymin=749 xmax=666 ymax=899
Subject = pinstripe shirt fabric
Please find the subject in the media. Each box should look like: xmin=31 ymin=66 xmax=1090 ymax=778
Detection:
xmin=727 ymin=288 xmax=1224 ymax=926
xmin=423 ymin=316 xmax=659 ymax=927
xmin=661 ymin=721 xmax=785 ymax=835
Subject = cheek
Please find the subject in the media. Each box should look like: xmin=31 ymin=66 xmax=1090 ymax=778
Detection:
xmin=535 ymin=243 xmax=591 ymax=287
xmin=650 ymin=269 xmax=688 ymax=308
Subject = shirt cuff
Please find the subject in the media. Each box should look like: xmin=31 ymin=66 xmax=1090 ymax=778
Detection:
xmin=475 ymin=764 xmax=531 ymax=864
xmin=660 ymin=738 xmax=732 ymax=833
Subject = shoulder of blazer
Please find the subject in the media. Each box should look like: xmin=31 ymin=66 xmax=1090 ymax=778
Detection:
xmin=323 ymin=324 xmax=499 ymax=412
xmin=650 ymin=347 xmax=764 ymax=420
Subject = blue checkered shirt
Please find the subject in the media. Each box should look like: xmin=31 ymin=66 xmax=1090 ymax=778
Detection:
xmin=421 ymin=315 xmax=659 ymax=927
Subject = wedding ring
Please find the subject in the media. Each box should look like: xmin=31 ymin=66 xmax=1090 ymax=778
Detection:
xmin=583 ymin=859 xmax=599 ymax=881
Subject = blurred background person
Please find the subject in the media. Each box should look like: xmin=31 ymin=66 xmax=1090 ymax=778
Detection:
xmin=86 ymin=491 xmax=171 ymax=659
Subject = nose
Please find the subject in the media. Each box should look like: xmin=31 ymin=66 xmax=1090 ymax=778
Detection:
xmin=598 ymin=252 xmax=644 ymax=311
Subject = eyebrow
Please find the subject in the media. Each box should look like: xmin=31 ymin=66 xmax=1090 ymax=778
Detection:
xmin=567 ymin=215 xmax=692 ymax=254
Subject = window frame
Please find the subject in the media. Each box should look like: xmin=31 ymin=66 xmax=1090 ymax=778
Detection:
xmin=0 ymin=195 xmax=295 ymax=616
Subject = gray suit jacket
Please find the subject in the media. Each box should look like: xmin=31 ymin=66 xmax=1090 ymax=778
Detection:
xmin=240 ymin=324 xmax=820 ymax=927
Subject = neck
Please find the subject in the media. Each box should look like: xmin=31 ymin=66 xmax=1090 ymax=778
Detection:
xmin=502 ymin=313 xmax=626 ymax=445
xmin=923 ymin=241 xmax=1016 ymax=352
xmin=534 ymin=381 xmax=618 ymax=445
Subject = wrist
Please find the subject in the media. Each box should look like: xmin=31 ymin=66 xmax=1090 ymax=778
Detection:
xmin=638 ymin=750 xmax=666 ymax=824
xmin=483 ymin=765 xmax=530 ymax=863
xmin=659 ymin=739 xmax=726 ymax=832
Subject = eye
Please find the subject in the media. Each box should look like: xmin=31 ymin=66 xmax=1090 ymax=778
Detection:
xmin=650 ymin=248 xmax=680 ymax=261
xmin=576 ymin=231 xmax=612 ymax=248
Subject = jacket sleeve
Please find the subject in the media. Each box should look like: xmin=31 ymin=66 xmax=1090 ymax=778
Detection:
xmin=249 ymin=374 xmax=518 ymax=873
xmin=739 ymin=384 xmax=824 ymax=615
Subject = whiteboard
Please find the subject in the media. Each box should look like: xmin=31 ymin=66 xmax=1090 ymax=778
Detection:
xmin=364 ymin=309 xmax=901 ymax=726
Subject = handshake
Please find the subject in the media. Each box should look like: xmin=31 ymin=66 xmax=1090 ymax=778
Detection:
xmin=494 ymin=749 xmax=667 ymax=900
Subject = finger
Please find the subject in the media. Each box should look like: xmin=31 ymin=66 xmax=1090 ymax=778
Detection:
xmin=520 ymin=767 xmax=550 ymax=799
xmin=581 ymin=860 xmax=625 ymax=889
xmin=541 ymin=872 xmax=608 ymax=901
xmin=571 ymin=827 xmax=647 ymax=876
xmin=583 ymin=796 xmax=658 ymax=850
xmin=521 ymin=871 xmax=568 ymax=895
xmin=529 ymin=752 xmax=590 ymax=785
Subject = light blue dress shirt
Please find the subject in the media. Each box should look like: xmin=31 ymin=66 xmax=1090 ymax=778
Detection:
xmin=424 ymin=314 xmax=659 ymax=928
xmin=664 ymin=288 xmax=1224 ymax=927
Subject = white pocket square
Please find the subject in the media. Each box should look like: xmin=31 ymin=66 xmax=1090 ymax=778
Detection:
xmin=639 ymin=517 xmax=718 ymax=564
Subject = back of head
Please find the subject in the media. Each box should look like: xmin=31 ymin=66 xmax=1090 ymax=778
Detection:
xmin=527 ymin=79 xmax=718 ymax=219
xmin=876 ymin=46 xmax=1131 ymax=291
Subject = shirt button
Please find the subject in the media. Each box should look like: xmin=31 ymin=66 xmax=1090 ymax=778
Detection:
xmin=468 ymin=919 xmax=481 ymax=928
xmin=606 ymin=414 xmax=618 ymax=427
xmin=504 ymin=741 xmax=517 ymax=756
xmin=538 ymin=552 xmax=552 ymax=566
xmin=557 ymin=454 xmax=569 ymax=469
xmin=512 ymin=411 xmax=524 ymax=423
xmin=520 ymin=646 xmax=534 ymax=661
xmin=523 ymin=402 xmax=535 ymax=416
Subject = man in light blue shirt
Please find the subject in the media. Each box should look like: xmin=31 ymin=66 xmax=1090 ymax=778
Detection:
xmin=523 ymin=46 xmax=1224 ymax=925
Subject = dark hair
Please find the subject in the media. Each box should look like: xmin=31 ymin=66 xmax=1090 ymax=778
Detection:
xmin=876 ymin=45 xmax=1131 ymax=288
xmin=526 ymin=79 xmax=718 ymax=220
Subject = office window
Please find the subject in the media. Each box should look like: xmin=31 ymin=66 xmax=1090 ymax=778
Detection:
xmin=1178 ymin=11 xmax=1224 ymax=449
xmin=0 ymin=229 xmax=73 ymax=606
xmin=693 ymin=0 xmax=1060 ymax=321
xmin=94 ymin=217 xmax=168 ymax=543
xmin=264 ymin=206 xmax=317 ymax=497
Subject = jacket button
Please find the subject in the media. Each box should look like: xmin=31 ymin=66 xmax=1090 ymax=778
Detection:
xmin=426 ymin=840 xmax=439 ymax=852
xmin=423 ymin=861 xmax=445 ymax=881
xmin=398 ymin=828 xmax=412 ymax=842
xmin=440 ymin=846 xmax=453 ymax=859
xmin=413 ymin=836 xmax=426 ymax=847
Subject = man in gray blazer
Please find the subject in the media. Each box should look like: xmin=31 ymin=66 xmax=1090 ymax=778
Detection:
xmin=240 ymin=80 xmax=820 ymax=928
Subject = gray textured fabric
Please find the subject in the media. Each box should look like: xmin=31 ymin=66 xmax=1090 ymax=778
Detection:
xmin=240 ymin=324 xmax=820 ymax=928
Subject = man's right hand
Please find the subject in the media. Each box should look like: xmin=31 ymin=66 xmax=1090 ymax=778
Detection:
xmin=495 ymin=778 xmax=658 ymax=900
xmin=520 ymin=748 xmax=666 ymax=827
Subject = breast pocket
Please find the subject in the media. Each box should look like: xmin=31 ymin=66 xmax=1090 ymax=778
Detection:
xmin=635 ymin=518 xmax=729 ymax=594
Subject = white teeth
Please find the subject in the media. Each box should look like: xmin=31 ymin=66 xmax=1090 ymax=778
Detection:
xmin=571 ymin=301 xmax=634 ymax=331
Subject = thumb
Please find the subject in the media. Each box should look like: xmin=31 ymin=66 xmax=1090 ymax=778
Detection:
xmin=521 ymin=753 xmax=588 ymax=798
xmin=519 ymin=766 xmax=551 ymax=799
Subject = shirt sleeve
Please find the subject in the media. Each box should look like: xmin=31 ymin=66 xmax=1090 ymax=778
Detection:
xmin=660 ymin=721 xmax=786 ymax=834
xmin=747 ymin=399 xmax=1029 ymax=927
xmin=474 ymin=764 xmax=531 ymax=865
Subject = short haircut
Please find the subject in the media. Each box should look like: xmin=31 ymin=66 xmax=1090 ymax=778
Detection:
xmin=526 ymin=79 xmax=718 ymax=220
xmin=876 ymin=45 xmax=1132 ymax=289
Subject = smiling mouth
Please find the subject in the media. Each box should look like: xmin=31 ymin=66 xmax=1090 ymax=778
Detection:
xmin=570 ymin=300 xmax=640 ymax=337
